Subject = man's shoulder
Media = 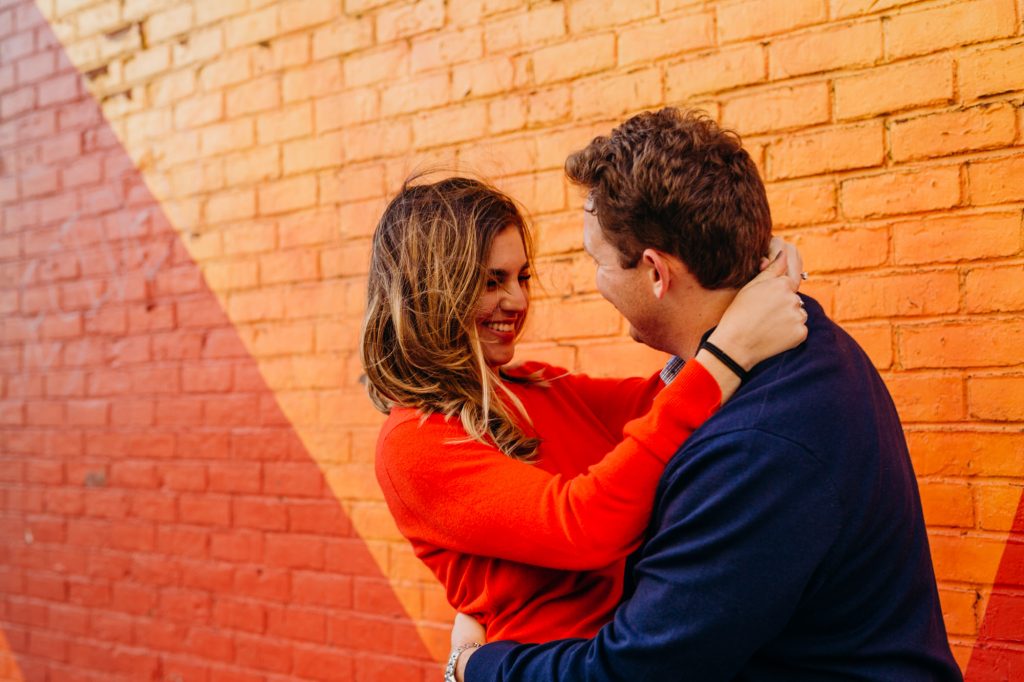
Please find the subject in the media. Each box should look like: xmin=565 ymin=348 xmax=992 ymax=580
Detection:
xmin=717 ymin=297 xmax=883 ymax=420
xmin=661 ymin=424 xmax=830 ymax=486
xmin=667 ymin=297 xmax=899 ymax=477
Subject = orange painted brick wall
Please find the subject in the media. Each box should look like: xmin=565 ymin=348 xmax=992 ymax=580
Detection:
xmin=1 ymin=0 xmax=1022 ymax=680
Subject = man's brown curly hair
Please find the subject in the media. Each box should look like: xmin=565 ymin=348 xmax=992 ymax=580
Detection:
xmin=565 ymin=108 xmax=771 ymax=289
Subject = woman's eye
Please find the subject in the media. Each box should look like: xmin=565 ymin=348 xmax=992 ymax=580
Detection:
xmin=485 ymin=280 xmax=499 ymax=290
xmin=518 ymin=274 xmax=532 ymax=284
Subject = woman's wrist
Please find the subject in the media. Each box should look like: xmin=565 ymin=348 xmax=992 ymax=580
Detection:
xmin=699 ymin=337 xmax=751 ymax=385
xmin=450 ymin=643 xmax=480 ymax=682
xmin=449 ymin=612 xmax=485 ymax=681
xmin=694 ymin=348 xmax=741 ymax=404
xmin=704 ymin=327 xmax=755 ymax=372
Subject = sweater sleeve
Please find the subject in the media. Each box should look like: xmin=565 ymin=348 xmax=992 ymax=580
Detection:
xmin=562 ymin=371 xmax=664 ymax=440
xmin=464 ymin=430 xmax=841 ymax=681
xmin=376 ymin=360 xmax=720 ymax=571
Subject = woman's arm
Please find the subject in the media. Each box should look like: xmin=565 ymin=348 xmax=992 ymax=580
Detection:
xmin=558 ymin=371 xmax=665 ymax=440
xmin=376 ymin=358 xmax=721 ymax=571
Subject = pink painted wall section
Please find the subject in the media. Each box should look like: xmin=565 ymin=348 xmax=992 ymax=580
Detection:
xmin=1 ymin=2 xmax=439 ymax=680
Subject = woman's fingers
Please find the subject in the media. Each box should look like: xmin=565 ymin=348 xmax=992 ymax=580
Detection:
xmin=751 ymin=250 xmax=790 ymax=283
xmin=765 ymin=236 xmax=806 ymax=287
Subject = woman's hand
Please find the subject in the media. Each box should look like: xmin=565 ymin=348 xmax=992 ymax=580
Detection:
xmin=706 ymin=250 xmax=808 ymax=373
xmin=450 ymin=612 xmax=486 ymax=682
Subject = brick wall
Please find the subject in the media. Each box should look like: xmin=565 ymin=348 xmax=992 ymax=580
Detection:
xmin=1 ymin=0 xmax=1021 ymax=680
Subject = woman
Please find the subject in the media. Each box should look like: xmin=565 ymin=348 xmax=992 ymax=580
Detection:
xmin=360 ymin=176 xmax=806 ymax=645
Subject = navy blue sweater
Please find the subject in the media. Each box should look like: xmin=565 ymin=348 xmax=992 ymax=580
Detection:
xmin=467 ymin=297 xmax=962 ymax=681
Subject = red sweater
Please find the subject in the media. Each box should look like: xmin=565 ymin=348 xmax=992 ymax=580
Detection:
xmin=374 ymin=360 xmax=721 ymax=643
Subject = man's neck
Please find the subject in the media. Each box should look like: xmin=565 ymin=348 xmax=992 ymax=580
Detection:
xmin=664 ymin=287 xmax=739 ymax=360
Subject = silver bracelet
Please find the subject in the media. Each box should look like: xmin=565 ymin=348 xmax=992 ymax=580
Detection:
xmin=444 ymin=642 xmax=482 ymax=682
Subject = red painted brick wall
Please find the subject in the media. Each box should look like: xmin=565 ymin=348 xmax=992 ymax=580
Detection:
xmin=1 ymin=0 xmax=1022 ymax=680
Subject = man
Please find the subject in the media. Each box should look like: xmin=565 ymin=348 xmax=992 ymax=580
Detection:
xmin=453 ymin=109 xmax=962 ymax=681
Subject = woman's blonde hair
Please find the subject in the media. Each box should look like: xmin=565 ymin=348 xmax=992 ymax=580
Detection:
xmin=360 ymin=175 xmax=541 ymax=461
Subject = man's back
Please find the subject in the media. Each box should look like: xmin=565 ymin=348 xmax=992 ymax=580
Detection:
xmin=468 ymin=297 xmax=963 ymax=681
xmin=629 ymin=295 xmax=962 ymax=679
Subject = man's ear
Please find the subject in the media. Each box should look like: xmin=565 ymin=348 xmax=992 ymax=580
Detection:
xmin=641 ymin=248 xmax=672 ymax=299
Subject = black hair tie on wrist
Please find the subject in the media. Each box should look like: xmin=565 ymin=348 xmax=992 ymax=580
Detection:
xmin=699 ymin=326 xmax=750 ymax=384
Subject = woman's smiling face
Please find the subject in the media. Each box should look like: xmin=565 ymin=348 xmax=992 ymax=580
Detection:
xmin=475 ymin=226 xmax=531 ymax=367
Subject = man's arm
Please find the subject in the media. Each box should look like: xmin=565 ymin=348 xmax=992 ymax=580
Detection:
xmin=464 ymin=429 xmax=841 ymax=682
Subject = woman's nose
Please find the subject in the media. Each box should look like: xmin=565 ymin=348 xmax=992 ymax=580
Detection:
xmin=501 ymin=282 xmax=528 ymax=311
